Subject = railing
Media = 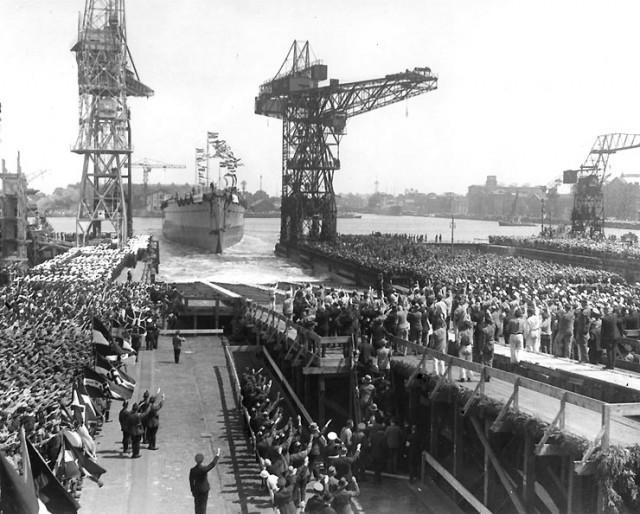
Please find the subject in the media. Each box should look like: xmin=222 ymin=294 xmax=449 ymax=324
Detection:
xmin=247 ymin=304 xmax=640 ymax=470
xmin=246 ymin=303 xmax=353 ymax=369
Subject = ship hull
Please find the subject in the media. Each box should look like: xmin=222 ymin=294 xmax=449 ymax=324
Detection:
xmin=162 ymin=194 xmax=244 ymax=253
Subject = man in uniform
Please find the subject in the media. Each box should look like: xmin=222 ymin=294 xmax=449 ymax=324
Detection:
xmin=189 ymin=448 xmax=221 ymax=514
xmin=173 ymin=330 xmax=185 ymax=364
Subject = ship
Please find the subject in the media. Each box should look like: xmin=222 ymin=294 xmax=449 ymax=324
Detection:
xmin=161 ymin=132 xmax=245 ymax=253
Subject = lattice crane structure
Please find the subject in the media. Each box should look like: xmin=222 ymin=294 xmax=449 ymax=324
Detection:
xmin=71 ymin=0 xmax=153 ymax=246
xmin=566 ymin=133 xmax=640 ymax=238
xmin=131 ymin=159 xmax=186 ymax=199
xmin=255 ymin=41 xmax=438 ymax=244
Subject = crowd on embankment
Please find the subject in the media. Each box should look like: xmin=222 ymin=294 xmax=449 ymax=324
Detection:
xmin=288 ymin=233 xmax=640 ymax=369
xmin=489 ymin=235 xmax=640 ymax=262
xmin=0 ymin=235 xmax=179 ymax=509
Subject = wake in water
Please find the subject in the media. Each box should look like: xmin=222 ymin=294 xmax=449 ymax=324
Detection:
xmin=157 ymin=233 xmax=331 ymax=285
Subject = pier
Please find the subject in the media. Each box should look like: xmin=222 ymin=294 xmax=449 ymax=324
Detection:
xmin=245 ymin=303 xmax=640 ymax=513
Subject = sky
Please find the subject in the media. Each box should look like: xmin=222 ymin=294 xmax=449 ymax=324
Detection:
xmin=3 ymin=0 xmax=640 ymax=196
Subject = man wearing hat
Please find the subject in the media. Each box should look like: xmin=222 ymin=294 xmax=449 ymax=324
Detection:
xmin=331 ymin=476 xmax=360 ymax=514
xmin=304 ymin=482 xmax=329 ymax=513
xmin=308 ymin=422 xmax=327 ymax=480
xmin=350 ymin=423 xmax=369 ymax=481
xmin=358 ymin=376 xmax=375 ymax=421
xmin=601 ymin=305 xmax=624 ymax=370
xmin=189 ymin=448 xmax=221 ymax=514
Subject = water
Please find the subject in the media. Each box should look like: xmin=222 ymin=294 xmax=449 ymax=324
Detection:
xmin=47 ymin=215 xmax=638 ymax=285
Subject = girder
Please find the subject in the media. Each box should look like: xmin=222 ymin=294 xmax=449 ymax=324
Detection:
xmin=257 ymin=41 xmax=438 ymax=244
xmin=72 ymin=0 xmax=152 ymax=247
xmin=571 ymin=133 xmax=640 ymax=238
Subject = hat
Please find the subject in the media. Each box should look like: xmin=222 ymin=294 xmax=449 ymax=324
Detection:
xmin=363 ymin=375 xmax=372 ymax=383
xmin=195 ymin=453 xmax=204 ymax=463
xmin=370 ymin=403 xmax=378 ymax=412
xmin=259 ymin=469 xmax=270 ymax=479
xmin=327 ymin=466 xmax=337 ymax=476
xmin=309 ymin=422 xmax=319 ymax=432
xmin=357 ymin=422 xmax=366 ymax=431
xmin=338 ymin=477 xmax=349 ymax=488
xmin=327 ymin=432 xmax=338 ymax=442
xmin=313 ymin=482 xmax=324 ymax=493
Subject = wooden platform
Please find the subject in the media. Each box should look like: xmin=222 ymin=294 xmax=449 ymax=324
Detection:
xmin=246 ymin=304 xmax=640 ymax=452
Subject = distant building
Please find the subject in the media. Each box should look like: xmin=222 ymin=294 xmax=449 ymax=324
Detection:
xmin=603 ymin=176 xmax=640 ymax=220
xmin=249 ymin=198 xmax=277 ymax=213
xmin=467 ymin=175 xmax=545 ymax=219
xmin=146 ymin=190 xmax=172 ymax=213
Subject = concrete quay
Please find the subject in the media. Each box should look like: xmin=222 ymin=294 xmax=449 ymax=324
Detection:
xmin=79 ymin=331 xmax=460 ymax=513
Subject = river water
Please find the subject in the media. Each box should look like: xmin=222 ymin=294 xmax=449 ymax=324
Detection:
xmin=47 ymin=215 xmax=636 ymax=285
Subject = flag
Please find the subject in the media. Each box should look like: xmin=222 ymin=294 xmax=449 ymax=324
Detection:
xmin=93 ymin=317 xmax=126 ymax=357
xmin=73 ymin=380 xmax=98 ymax=423
xmin=26 ymin=437 xmax=80 ymax=514
xmin=207 ymin=131 xmax=219 ymax=142
xmin=62 ymin=432 xmax=105 ymax=486
xmin=95 ymin=354 xmax=136 ymax=389
xmin=0 ymin=450 xmax=39 ymax=514
xmin=19 ymin=427 xmax=37 ymax=496
xmin=92 ymin=316 xmax=111 ymax=346
xmin=82 ymin=367 xmax=106 ymax=398
xmin=84 ymin=366 xmax=132 ymax=401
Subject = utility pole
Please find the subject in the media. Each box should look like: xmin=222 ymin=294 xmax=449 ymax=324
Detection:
xmin=450 ymin=213 xmax=455 ymax=253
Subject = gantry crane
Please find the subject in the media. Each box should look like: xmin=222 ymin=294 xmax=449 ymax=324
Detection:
xmin=255 ymin=40 xmax=438 ymax=244
xmin=71 ymin=0 xmax=153 ymax=247
xmin=566 ymin=133 xmax=640 ymax=238
xmin=131 ymin=159 xmax=187 ymax=199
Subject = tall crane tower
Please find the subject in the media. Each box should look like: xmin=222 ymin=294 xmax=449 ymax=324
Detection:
xmin=131 ymin=159 xmax=187 ymax=199
xmin=567 ymin=133 xmax=640 ymax=238
xmin=71 ymin=0 xmax=153 ymax=246
xmin=255 ymin=41 xmax=438 ymax=244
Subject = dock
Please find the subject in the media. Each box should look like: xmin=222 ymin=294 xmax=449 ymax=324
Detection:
xmin=245 ymin=303 xmax=640 ymax=513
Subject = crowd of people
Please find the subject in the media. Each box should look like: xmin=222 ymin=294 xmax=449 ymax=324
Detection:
xmin=285 ymin=234 xmax=640 ymax=376
xmin=489 ymin=234 xmax=640 ymax=262
xmin=242 ymin=367 xmax=422 ymax=513
xmin=0 ymin=235 xmax=177 ymax=505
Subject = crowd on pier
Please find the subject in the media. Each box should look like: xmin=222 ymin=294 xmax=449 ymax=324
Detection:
xmin=489 ymin=235 xmax=640 ymax=262
xmin=290 ymin=234 xmax=640 ymax=370
xmin=242 ymin=367 xmax=419 ymax=514
xmin=0 ymin=235 xmax=177 ymax=507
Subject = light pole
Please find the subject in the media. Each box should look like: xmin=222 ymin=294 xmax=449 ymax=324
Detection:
xmin=450 ymin=212 xmax=455 ymax=252
xmin=541 ymin=198 xmax=545 ymax=236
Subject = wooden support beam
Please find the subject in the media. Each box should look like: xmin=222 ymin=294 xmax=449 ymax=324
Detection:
xmin=523 ymin=429 xmax=536 ymax=511
xmin=470 ymin=416 xmax=528 ymax=514
xmin=567 ymin=456 xmax=575 ymax=514
xmin=422 ymin=451 xmax=492 ymax=514
xmin=484 ymin=417 xmax=490 ymax=508
xmin=453 ymin=395 xmax=464 ymax=504
xmin=406 ymin=351 xmax=428 ymax=388
xmin=536 ymin=444 xmax=569 ymax=457
xmin=262 ymin=346 xmax=313 ymax=425
xmin=318 ymin=375 xmax=326 ymax=425
xmin=535 ymin=394 xmax=567 ymax=456
xmin=462 ymin=375 xmax=485 ymax=417
xmin=429 ymin=401 xmax=438 ymax=460
xmin=574 ymin=426 xmax=606 ymax=476
xmin=491 ymin=377 xmax=520 ymax=432
xmin=429 ymin=361 xmax=452 ymax=401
